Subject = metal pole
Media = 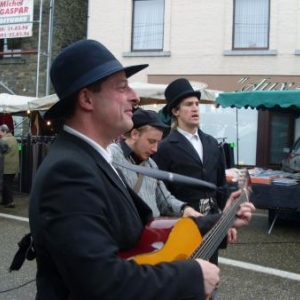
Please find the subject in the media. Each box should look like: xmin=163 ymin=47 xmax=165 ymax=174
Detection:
xmin=236 ymin=107 xmax=239 ymax=165
xmin=35 ymin=0 xmax=43 ymax=97
xmin=0 ymin=81 xmax=15 ymax=94
xmin=46 ymin=0 xmax=55 ymax=95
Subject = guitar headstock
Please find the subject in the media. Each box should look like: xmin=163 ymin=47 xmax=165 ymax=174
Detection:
xmin=237 ymin=168 xmax=252 ymax=197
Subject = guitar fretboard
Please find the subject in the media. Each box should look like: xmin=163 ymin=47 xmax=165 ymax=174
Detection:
xmin=191 ymin=188 xmax=249 ymax=260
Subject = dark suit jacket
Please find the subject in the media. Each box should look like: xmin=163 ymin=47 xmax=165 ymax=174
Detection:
xmin=153 ymin=129 xmax=227 ymax=211
xmin=29 ymin=131 xmax=208 ymax=300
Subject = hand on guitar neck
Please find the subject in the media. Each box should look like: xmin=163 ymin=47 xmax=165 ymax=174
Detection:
xmin=223 ymin=189 xmax=255 ymax=228
xmin=198 ymin=169 xmax=255 ymax=298
xmin=223 ymin=168 xmax=255 ymax=229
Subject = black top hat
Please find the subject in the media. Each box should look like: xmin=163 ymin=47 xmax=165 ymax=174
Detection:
xmin=45 ymin=39 xmax=148 ymax=120
xmin=164 ymin=78 xmax=201 ymax=115
xmin=132 ymin=109 xmax=169 ymax=130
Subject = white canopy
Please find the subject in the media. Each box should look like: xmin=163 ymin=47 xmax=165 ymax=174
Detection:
xmin=0 ymin=93 xmax=59 ymax=114
xmin=0 ymin=82 xmax=221 ymax=113
xmin=28 ymin=94 xmax=59 ymax=111
xmin=0 ymin=93 xmax=36 ymax=113
xmin=129 ymin=81 xmax=221 ymax=105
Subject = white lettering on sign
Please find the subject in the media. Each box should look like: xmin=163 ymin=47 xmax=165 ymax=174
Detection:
xmin=238 ymin=77 xmax=300 ymax=91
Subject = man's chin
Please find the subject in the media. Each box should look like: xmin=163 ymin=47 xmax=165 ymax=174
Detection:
xmin=189 ymin=120 xmax=199 ymax=126
xmin=123 ymin=120 xmax=133 ymax=132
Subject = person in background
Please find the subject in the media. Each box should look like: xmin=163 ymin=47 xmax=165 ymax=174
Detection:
xmin=153 ymin=78 xmax=236 ymax=266
xmin=29 ymin=39 xmax=255 ymax=300
xmin=0 ymin=124 xmax=19 ymax=208
xmin=109 ymin=109 xmax=201 ymax=218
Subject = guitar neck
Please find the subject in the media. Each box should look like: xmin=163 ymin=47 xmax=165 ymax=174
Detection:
xmin=191 ymin=188 xmax=249 ymax=260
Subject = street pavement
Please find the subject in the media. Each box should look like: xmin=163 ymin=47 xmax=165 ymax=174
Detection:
xmin=0 ymin=192 xmax=299 ymax=300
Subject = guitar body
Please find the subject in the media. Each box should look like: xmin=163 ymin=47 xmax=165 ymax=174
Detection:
xmin=69 ymin=219 xmax=203 ymax=300
xmin=119 ymin=217 xmax=202 ymax=265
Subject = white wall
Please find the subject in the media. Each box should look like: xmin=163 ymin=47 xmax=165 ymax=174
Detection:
xmin=88 ymin=0 xmax=300 ymax=77
xmin=88 ymin=0 xmax=300 ymax=165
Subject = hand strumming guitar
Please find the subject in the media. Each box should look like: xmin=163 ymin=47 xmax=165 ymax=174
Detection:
xmin=182 ymin=206 xmax=203 ymax=218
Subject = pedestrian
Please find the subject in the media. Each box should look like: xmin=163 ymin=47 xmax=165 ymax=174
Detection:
xmin=0 ymin=124 xmax=19 ymax=208
xmin=153 ymin=78 xmax=237 ymax=266
xmin=29 ymin=39 xmax=255 ymax=300
xmin=109 ymin=109 xmax=201 ymax=218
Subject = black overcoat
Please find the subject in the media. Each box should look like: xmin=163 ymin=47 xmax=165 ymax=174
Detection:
xmin=29 ymin=131 xmax=208 ymax=300
xmin=153 ymin=129 xmax=227 ymax=210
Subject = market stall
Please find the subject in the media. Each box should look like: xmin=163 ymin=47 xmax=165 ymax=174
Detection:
xmin=217 ymin=90 xmax=300 ymax=232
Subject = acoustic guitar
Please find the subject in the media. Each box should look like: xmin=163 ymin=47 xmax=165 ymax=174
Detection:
xmin=119 ymin=169 xmax=251 ymax=297
xmin=69 ymin=171 xmax=250 ymax=300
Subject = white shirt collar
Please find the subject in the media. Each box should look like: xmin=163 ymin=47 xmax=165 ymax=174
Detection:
xmin=63 ymin=125 xmax=112 ymax=164
xmin=177 ymin=127 xmax=200 ymax=140
xmin=177 ymin=127 xmax=203 ymax=161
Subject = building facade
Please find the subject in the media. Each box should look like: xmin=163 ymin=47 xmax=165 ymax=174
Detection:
xmin=88 ymin=0 xmax=300 ymax=168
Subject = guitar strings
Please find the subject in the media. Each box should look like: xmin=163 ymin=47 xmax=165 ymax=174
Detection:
xmin=191 ymin=189 xmax=249 ymax=260
xmin=192 ymin=198 xmax=241 ymax=260
xmin=200 ymin=191 xmax=249 ymax=259
xmin=195 ymin=170 xmax=250 ymax=259
xmin=200 ymin=190 xmax=249 ymax=259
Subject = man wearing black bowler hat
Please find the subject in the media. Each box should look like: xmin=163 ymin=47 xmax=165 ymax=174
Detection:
xmin=153 ymin=78 xmax=237 ymax=266
xmin=28 ymin=40 xmax=255 ymax=300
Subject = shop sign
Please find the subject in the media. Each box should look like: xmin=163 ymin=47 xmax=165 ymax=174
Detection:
xmin=0 ymin=0 xmax=34 ymax=39
xmin=238 ymin=77 xmax=300 ymax=92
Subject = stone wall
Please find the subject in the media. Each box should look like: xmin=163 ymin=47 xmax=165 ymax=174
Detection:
xmin=0 ymin=0 xmax=88 ymax=97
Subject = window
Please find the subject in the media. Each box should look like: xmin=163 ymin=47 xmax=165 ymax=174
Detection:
xmin=233 ymin=0 xmax=270 ymax=50
xmin=0 ymin=38 xmax=22 ymax=58
xmin=269 ymin=112 xmax=295 ymax=165
xmin=132 ymin=0 xmax=164 ymax=51
xmin=256 ymin=110 xmax=295 ymax=169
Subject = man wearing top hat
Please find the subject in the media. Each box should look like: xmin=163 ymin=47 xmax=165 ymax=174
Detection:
xmin=28 ymin=40 xmax=255 ymax=300
xmin=109 ymin=108 xmax=201 ymax=218
xmin=153 ymin=78 xmax=237 ymax=266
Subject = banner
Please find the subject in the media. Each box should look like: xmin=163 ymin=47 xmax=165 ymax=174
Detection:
xmin=0 ymin=0 xmax=34 ymax=39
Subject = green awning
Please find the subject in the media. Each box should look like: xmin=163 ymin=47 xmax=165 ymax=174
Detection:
xmin=216 ymin=90 xmax=300 ymax=110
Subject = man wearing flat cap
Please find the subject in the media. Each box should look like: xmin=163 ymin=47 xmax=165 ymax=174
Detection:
xmin=153 ymin=78 xmax=237 ymax=266
xmin=109 ymin=109 xmax=201 ymax=218
xmin=28 ymin=40 xmax=254 ymax=300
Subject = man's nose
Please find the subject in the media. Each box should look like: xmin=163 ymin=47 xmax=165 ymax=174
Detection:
xmin=128 ymin=86 xmax=140 ymax=105
xmin=151 ymin=143 xmax=158 ymax=153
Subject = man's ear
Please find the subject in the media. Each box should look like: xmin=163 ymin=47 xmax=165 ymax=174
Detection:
xmin=131 ymin=128 xmax=140 ymax=140
xmin=172 ymin=107 xmax=179 ymax=117
xmin=77 ymin=88 xmax=93 ymax=111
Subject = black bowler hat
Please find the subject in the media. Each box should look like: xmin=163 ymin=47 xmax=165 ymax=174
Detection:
xmin=132 ymin=109 xmax=169 ymax=129
xmin=45 ymin=39 xmax=148 ymax=119
xmin=164 ymin=78 xmax=201 ymax=115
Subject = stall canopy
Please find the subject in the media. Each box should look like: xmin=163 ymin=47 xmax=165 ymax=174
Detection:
xmin=0 ymin=93 xmax=58 ymax=114
xmin=0 ymin=93 xmax=36 ymax=113
xmin=0 ymin=82 xmax=221 ymax=114
xmin=130 ymin=81 xmax=221 ymax=105
xmin=28 ymin=94 xmax=58 ymax=111
xmin=216 ymin=90 xmax=300 ymax=110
